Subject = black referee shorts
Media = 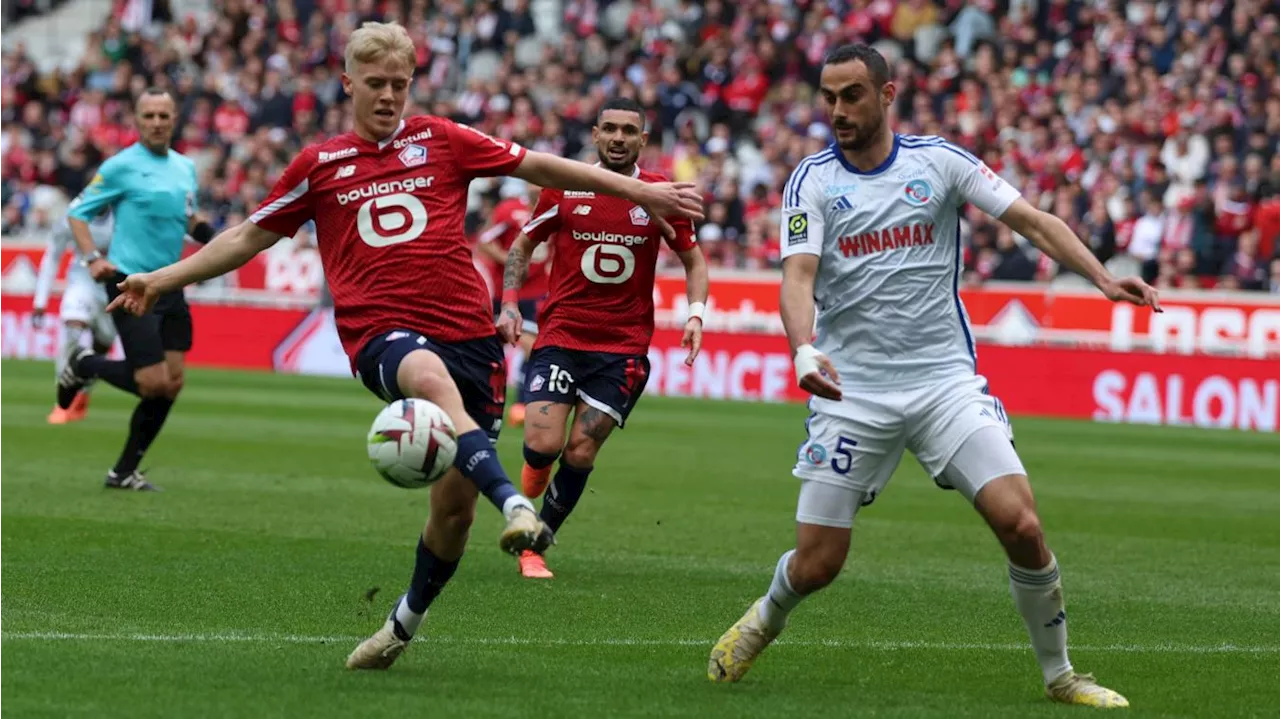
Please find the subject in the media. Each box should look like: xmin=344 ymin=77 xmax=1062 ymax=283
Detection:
xmin=104 ymin=271 xmax=193 ymax=368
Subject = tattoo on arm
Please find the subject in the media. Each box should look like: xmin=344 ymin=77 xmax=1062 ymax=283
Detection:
xmin=504 ymin=245 xmax=530 ymax=292
xmin=576 ymin=407 xmax=615 ymax=443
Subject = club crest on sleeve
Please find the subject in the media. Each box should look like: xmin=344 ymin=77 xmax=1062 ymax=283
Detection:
xmin=398 ymin=144 xmax=428 ymax=168
xmin=902 ymin=179 xmax=933 ymax=207
xmin=787 ymin=212 xmax=809 ymax=246
xmin=629 ymin=206 xmax=650 ymax=226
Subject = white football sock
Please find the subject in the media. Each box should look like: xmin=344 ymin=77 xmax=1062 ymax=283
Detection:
xmin=393 ymin=595 xmax=426 ymax=639
xmin=502 ymin=494 xmax=534 ymax=519
xmin=1009 ymin=554 xmax=1073 ymax=684
xmin=758 ymin=549 xmax=802 ymax=633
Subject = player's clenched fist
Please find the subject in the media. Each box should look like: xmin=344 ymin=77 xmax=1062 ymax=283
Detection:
xmin=106 ymin=273 xmax=160 ymax=316
xmin=793 ymin=344 xmax=842 ymax=401
xmin=496 ymin=301 xmax=523 ymax=346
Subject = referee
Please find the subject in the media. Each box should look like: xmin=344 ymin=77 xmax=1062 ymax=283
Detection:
xmin=58 ymin=87 xmax=216 ymax=491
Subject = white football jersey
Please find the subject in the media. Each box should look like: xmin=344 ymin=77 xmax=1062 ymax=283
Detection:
xmin=34 ymin=211 xmax=114 ymax=310
xmin=780 ymin=134 xmax=1022 ymax=391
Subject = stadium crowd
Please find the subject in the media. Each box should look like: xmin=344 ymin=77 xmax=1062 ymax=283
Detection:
xmin=3 ymin=0 xmax=1280 ymax=292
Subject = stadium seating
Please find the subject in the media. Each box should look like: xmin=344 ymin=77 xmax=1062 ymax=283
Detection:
xmin=3 ymin=0 xmax=1278 ymax=291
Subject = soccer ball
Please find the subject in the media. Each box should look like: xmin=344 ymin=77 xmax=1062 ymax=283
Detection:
xmin=366 ymin=399 xmax=457 ymax=489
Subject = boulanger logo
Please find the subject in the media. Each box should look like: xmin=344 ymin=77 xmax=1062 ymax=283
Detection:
xmin=903 ymin=179 xmax=933 ymax=206
xmin=337 ymin=176 xmax=434 ymax=205
xmin=570 ymin=230 xmax=647 ymax=246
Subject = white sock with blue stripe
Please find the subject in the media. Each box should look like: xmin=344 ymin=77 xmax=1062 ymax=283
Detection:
xmin=1009 ymin=554 xmax=1073 ymax=684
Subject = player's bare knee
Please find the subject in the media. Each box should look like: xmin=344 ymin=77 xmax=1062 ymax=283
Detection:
xmin=524 ymin=429 xmax=564 ymax=459
xmin=561 ymin=436 xmax=600 ymax=468
xmin=998 ymin=507 xmax=1044 ymax=552
xmin=135 ymin=367 xmax=169 ymax=398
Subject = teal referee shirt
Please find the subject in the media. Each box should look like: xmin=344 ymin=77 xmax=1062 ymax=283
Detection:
xmin=67 ymin=143 xmax=198 ymax=275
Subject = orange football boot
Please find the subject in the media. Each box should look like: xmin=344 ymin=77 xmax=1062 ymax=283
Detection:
xmin=508 ymin=403 xmax=527 ymax=427
xmin=518 ymin=550 xmax=553 ymax=579
xmin=521 ymin=462 xmax=552 ymax=498
xmin=67 ymin=391 xmax=90 ymax=421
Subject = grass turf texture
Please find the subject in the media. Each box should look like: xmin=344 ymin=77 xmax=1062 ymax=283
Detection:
xmin=2 ymin=359 xmax=1278 ymax=718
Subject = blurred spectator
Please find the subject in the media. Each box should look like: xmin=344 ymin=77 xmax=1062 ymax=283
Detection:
xmin=1 ymin=0 xmax=1277 ymax=291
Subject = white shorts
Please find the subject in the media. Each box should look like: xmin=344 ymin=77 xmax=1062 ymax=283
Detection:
xmin=793 ymin=374 xmax=1024 ymax=525
xmin=60 ymin=280 xmax=116 ymax=347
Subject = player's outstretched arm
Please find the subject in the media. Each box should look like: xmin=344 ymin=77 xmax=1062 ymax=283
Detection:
xmin=496 ymin=233 xmax=539 ymax=345
xmin=677 ymin=247 xmax=708 ymax=366
xmin=781 ymin=254 xmax=841 ymax=400
xmin=511 ymin=151 xmax=704 ymax=237
xmin=997 ymin=199 xmax=1162 ymax=311
xmin=107 ymin=221 xmax=284 ymax=316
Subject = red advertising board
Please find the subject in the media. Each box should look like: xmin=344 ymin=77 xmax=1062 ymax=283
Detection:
xmin=4 ymin=292 xmax=1276 ymax=431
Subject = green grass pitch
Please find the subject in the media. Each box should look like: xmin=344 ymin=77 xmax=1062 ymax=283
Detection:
xmin=2 ymin=359 xmax=1278 ymax=718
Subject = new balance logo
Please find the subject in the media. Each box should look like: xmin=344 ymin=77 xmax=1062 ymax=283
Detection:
xmin=1044 ymin=610 xmax=1066 ymax=628
xmin=832 ymin=195 xmax=855 ymax=212
xmin=335 ymin=165 xmax=355 ymax=179
xmin=573 ymin=204 xmax=591 ymax=216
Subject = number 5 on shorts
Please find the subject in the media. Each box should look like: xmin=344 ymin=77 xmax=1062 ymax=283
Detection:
xmin=830 ymin=436 xmax=858 ymax=475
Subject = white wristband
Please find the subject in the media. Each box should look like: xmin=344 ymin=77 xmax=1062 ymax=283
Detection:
xmin=687 ymin=302 xmax=706 ymax=322
xmin=794 ymin=344 xmax=822 ymax=384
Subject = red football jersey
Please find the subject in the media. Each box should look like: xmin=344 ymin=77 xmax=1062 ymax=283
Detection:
xmin=249 ymin=116 xmax=527 ymax=366
xmin=478 ymin=196 xmax=550 ymax=300
xmin=523 ymin=167 xmax=697 ymax=354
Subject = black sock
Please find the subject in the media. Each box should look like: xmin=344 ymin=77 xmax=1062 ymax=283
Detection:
xmin=540 ymin=461 xmax=592 ymax=534
xmin=453 ymin=429 xmax=519 ymax=513
xmin=523 ymin=444 xmax=558 ymax=469
xmin=112 ymin=397 xmax=174 ymax=476
xmin=393 ymin=538 xmax=460 ymax=639
xmin=80 ymin=355 xmax=139 ymax=396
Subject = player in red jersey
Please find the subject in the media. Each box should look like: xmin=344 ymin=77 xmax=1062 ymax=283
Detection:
xmin=105 ymin=22 xmax=703 ymax=670
xmin=475 ymin=181 xmax=550 ymax=426
xmin=497 ymin=97 xmax=709 ymax=579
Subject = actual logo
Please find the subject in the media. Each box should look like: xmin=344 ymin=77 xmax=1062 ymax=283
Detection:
xmin=629 ymin=206 xmax=650 ymax=226
xmin=902 ymin=179 xmax=933 ymax=206
xmin=398 ymin=144 xmax=428 ymax=168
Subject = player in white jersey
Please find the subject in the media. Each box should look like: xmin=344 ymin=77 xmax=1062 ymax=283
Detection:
xmin=708 ymin=44 xmax=1160 ymax=709
xmin=34 ymin=211 xmax=116 ymax=424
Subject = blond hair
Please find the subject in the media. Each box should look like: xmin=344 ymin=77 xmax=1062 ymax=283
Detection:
xmin=344 ymin=21 xmax=416 ymax=74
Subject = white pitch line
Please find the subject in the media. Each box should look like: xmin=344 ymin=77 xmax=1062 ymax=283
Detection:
xmin=2 ymin=631 xmax=1277 ymax=654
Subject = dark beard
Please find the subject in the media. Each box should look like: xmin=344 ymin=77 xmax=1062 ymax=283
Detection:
xmin=597 ymin=147 xmax=636 ymax=172
xmin=835 ymin=114 xmax=885 ymax=152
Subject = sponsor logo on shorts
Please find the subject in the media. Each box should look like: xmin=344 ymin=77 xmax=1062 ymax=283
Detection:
xmin=385 ymin=331 xmax=411 ymax=342
xmin=318 ymin=147 xmax=358 ymax=163
xmin=804 ymin=443 xmax=827 ymax=465
xmin=787 ymin=212 xmax=808 ymax=246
